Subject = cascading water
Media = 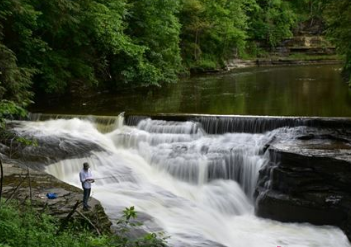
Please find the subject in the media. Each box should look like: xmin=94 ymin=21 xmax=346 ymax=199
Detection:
xmin=13 ymin=116 xmax=351 ymax=247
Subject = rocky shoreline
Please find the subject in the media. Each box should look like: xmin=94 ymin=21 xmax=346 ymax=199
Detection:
xmin=226 ymin=57 xmax=341 ymax=70
xmin=255 ymin=127 xmax=351 ymax=241
xmin=226 ymin=34 xmax=341 ymax=71
xmin=1 ymin=162 xmax=111 ymax=234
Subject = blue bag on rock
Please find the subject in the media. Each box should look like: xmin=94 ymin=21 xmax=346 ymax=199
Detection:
xmin=46 ymin=193 xmax=57 ymax=199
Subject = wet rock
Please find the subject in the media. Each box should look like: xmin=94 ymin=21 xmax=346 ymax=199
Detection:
xmin=172 ymin=235 xmax=228 ymax=247
xmin=297 ymin=134 xmax=315 ymax=140
xmin=111 ymin=210 xmax=165 ymax=240
xmin=255 ymin=127 xmax=351 ymax=241
xmin=0 ymin=129 xmax=104 ymax=169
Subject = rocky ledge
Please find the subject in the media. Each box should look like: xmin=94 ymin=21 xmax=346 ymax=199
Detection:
xmin=1 ymin=162 xmax=111 ymax=234
xmin=255 ymin=127 xmax=351 ymax=241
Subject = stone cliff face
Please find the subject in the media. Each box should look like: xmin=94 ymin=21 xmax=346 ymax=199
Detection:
xmin=255 ymin=127 xmax=351 ymax=241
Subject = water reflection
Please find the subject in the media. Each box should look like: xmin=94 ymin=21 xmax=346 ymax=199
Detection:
xmin=32 ymin=64 xmax=351 ymax=117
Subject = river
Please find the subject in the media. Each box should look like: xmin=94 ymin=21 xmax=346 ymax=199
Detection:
xmin=31 ymin=64 xmax=351 ymax=117
xmin=10 ymin=115 xmax=349 ymax=247
xmin=21 ymin=64 xmax=351 ymax=246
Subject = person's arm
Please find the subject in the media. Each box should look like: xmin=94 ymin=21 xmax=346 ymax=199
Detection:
xmin=87 ymin=171 xmax=95 ymax=183
xmin=79 ymin=171 xmax=85 ymax=183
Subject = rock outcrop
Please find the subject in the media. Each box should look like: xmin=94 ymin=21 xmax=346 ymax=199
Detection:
xmin=1 ymin=162 xmax=111 ymax=234
xmin=0 ymin=122 xmax=105 ymax=170
xmin=226 ymin=18 xmax=340 ymax=71
xmin=255 ymin=127 xmax=351 ymax=241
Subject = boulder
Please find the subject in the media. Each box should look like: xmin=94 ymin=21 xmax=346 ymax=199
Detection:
xmin=255 ymin=127 xmax=351 ymax=241
xmin=0 ymin=126 xmax=104 ymax=169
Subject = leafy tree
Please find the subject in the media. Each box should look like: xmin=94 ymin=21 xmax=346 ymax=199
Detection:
xmin=0 ymin=1 xmax=35 ymax=107
xmin=248 ymin=0 xmax=297 ymax=48
xmin=0 ymin=0 xmax=341 ymax=98
xmin=321 ymin=0 xmax=351 ymax=84
xmin=0 ymin=45 xmax=34 ymax=108
xmin=116 ymin=0 xmax=182 ymax=86
xmin=180 ymin=0 xmax=256 ymax=71
xmin=1 ymin=0 xmax=182 ymax=96
xmin=289 ymin=0 xmax=322 ymax=21
xmin=29 ymin=0 xmax=128 ymax=93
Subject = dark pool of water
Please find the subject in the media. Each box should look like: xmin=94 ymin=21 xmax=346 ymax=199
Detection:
xmin=31 ymin=64 xmax=351 ymax=117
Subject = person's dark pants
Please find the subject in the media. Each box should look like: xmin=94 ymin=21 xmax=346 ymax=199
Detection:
xmin=83 ymin=188 xmax=91 ymax=209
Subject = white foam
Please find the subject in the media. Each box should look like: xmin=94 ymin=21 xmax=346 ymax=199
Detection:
xmin=14 ymin=117 xmax=349 ymax=247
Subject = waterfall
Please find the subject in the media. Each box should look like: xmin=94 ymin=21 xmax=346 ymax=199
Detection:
xmin=124 ymin=114 xmax=351 ymax=134
xmin=13 ymin=115 xmax=351 ymax=247
xmin=28 ymin=113 xmax=123 ymax=133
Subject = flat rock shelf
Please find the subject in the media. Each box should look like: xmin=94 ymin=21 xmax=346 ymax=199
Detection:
xmin=1 ymin=162 xmax=111 ymax=234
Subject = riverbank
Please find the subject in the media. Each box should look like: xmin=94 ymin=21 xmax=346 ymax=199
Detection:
xmin=226 ymin=34 xmax=342 ymax=71
xmin=1 ymin=162 xmax=111 ymax=234
xmin=226 ymin=55 xmax=342 ymax=70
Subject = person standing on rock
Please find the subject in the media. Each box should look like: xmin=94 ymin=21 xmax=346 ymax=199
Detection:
xmin=79 ymin=162 xmax=95 ymax=211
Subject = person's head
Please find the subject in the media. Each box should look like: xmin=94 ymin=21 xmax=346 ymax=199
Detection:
xmin=83 ymin=162 xmax=90 ymax=171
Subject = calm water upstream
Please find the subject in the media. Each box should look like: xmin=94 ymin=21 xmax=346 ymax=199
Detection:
xmin=32 ymin=64 xmax=351 ymax=117
xmin=31 ymin=65 xmax=351 ymax=117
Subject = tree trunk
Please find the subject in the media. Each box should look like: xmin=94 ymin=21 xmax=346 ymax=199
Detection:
xmin=0 ymin=159 xmax=4 ymax=206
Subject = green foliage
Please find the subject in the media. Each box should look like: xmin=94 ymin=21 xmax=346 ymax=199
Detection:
xmin=30 ymin=0 xmax=127 ymax=92
xmin=14 ymin=136 xmax=38 ymax=147
xmin=0 ymin=0 xmax=182 ymax=96
xmin=0 ymin=100 xmax=27 ymax=128
xmin=248 ymin=0 xmax=297 ymax=48
xmin=0 ymin=44 xmax=34 ymax=107
xmin=0 ymin=101 xmax=26 ymax=119
xmin=112 ymin=206 xmax=167 ymax=247
xmin=107 ymin=0 xmax=182 ymax=87
xmin=0 ymin=0 xmax=337 ymax=97
xmin=0 ymin=0 xmax=36 ymax=107
xmin=243 ymin=41 xmax=268 ymax=58
xmin=0 ymin=204 xmax=167 ymax=247
xmin=122 ymin=206 xmax=137 ymax=221
xmin=289 ymin=0 xmax=323 ymax=22
xmin=194 ymin=57 xmax=219 ymax=71
xmin=107 ymin=204 xmax=170 ymax=246
xmin=179 ymin=0 xmax=256 ymax=70
xmin=0 ymin=203 xmax=90 ymax=247
xmin=321 ymin=0 xmax=351 ymax=84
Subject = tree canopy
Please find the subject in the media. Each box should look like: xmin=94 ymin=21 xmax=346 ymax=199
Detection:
xmin=321 ymin=0 xmax=351 ymax=84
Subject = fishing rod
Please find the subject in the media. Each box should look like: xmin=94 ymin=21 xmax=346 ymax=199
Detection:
xmin=91 ymin=174 xmax=133 ymax=180
xmin=92 ymin=176 xmax=118 ymax=180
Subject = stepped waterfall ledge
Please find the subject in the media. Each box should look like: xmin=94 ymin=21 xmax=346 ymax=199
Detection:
xmin=4 ymin=114 xmax=351 ymax=247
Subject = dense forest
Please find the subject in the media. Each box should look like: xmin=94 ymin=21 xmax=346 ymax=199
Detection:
xmin=0 ymin=0 xmax=350 ymax=112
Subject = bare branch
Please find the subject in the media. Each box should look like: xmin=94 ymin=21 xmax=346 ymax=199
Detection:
xmin=76 ymin=209 xmax=102 ymax=236
xmin=0 ymin=159 xmax=3 ymax=206
xmin=56 ymin=200 xmax=80 ymax=235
